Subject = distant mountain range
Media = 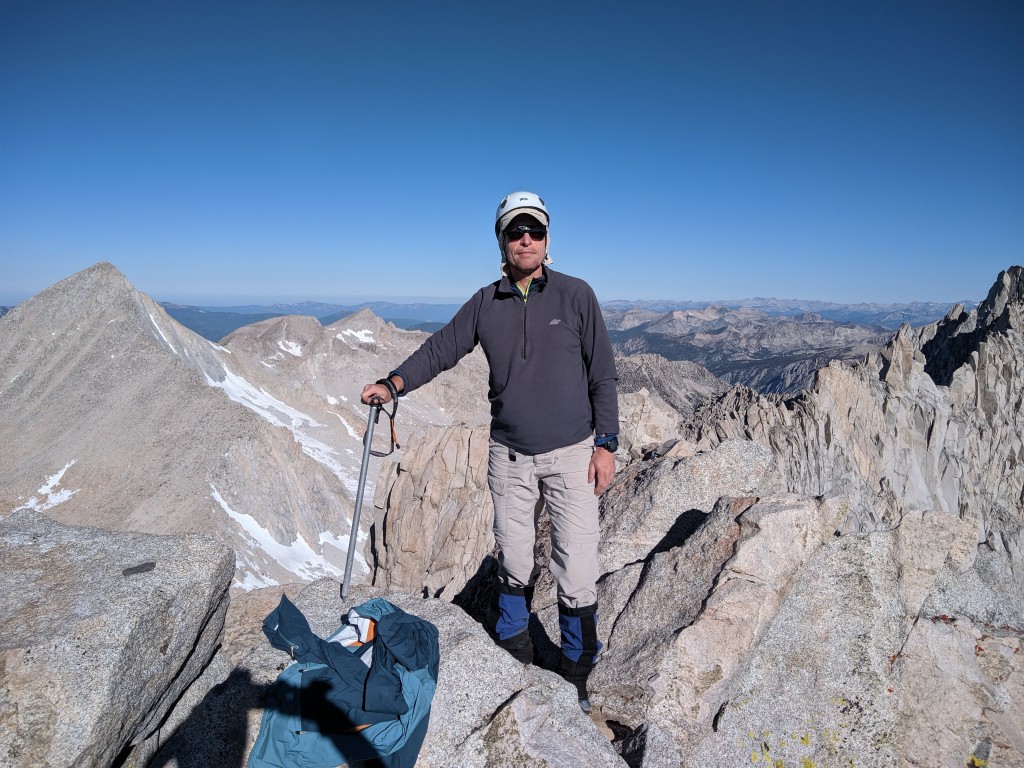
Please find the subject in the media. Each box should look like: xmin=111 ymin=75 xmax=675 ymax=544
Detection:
xmin=605 ymin=305 xmax=892 ymax=394
xmin=184 ymin=300 xmax=463 ymax=324
xmin=603 ymin=298 xmax=974 ymax=328
xmin=153 ymin=296 xmax=971 ymax=344
xmin=158 ymin=301 xmax=458 ymax=341
xmin=155 ymin=304 xmax=286 ymax=341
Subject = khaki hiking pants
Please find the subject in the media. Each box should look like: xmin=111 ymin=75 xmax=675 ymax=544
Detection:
xmin=487 ymin=436 xmax=599 ymax=609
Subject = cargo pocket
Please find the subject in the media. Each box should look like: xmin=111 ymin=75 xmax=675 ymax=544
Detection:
xmin=547 ymin=470 xmax=600 ymax=544
xmin=561 ymin=470 xmax=593 ymax=492
xmin=487 ymin=440 xmax=508 ymax=533
xmin=487 ymin=441 xmax=508 ymax=498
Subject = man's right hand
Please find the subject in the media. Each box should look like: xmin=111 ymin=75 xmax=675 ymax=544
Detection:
xmin=360 ymin=383 xmax=392 ymax=405
xmin=360 ymin=375 xmax=404 ymax=405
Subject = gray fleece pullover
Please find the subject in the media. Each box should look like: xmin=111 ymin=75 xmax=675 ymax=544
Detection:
xmin=394 ymin=267 xmax=619 ymax=455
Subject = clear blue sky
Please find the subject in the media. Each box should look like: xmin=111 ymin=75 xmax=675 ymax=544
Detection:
xmin=2 ymin=0 xmax=1021 ymax=306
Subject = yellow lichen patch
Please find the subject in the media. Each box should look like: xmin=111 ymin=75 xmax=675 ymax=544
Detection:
xmin=800 ymin=759 xmax=817 ymax=768
xmin=800 ymin=734 xmax=811 ymax=746
xmin=968 ymin=756 xmax=988 ymax=767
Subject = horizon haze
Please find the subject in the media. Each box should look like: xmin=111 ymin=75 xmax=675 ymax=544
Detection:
xmin=0 ymin=259 xmax=997 ymax=310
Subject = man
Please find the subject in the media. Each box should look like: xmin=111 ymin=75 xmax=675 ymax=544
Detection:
xmin=361 ymin=191 xmax=618 ymax=711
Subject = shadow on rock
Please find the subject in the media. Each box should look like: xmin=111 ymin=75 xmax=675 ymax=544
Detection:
xmin=651 ymin=509 xmax=708 ymax=556
xmin=148 ymin=665 xmax=392 ymax=768
xmin=147 ymin=667 xmax=265 ymax=768
xmin=453 ymin=554 xmax=500 ymax=626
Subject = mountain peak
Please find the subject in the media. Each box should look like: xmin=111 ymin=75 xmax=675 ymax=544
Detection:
xmin=325 ymin=306 xmax=389 ymax=333
xmin=977 ymin=265 xmax=1024 ymax=329
xmin=7 ymin=262 xmax=143 ymax=331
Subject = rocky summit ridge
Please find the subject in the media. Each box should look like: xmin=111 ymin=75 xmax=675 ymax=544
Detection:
xmin=698 ymin=267 xmax=1024 ymax=543
xmin=1 ymin=263 xmax=360 ymax=588
xmin=0 ymin=263 xmax=488 ymax=590
xmin=2 ymin=263 xmax=1022 ymax=767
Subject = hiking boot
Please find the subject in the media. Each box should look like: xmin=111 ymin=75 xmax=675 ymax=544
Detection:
xmin=557 ymin=654 xmax=594 ymax=713
xmin=496 ymin=629 xmax=536 ymax=665
xmin=557 ymin=602 xmax=600 ymax=712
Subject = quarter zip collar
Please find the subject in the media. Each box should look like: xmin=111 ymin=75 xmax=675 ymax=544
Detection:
xmin=499 ymin=266 xmax=549 ymax=298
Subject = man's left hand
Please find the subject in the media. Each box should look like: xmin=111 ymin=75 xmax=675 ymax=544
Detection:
xmin=588 ymin=447 xmax=616 ymax=496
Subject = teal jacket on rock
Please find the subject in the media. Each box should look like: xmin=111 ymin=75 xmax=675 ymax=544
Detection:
xmin=248 ymin=596 xmax=439 ymax=768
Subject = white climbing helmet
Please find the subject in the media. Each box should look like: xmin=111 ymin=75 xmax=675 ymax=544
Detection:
xmin=494 ymin=191 xmax=549 ymax=236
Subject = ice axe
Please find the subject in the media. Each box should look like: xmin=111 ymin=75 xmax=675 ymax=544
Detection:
xmin=341 ymin=380 xmax=400 ymax=599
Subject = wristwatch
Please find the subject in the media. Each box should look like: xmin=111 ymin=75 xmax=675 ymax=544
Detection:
xmin=595 ymin=434 xmax=618 ymax=453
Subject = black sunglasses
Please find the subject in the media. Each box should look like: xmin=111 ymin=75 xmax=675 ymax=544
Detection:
xmin=504 ymin=224 xmax=547 ymax=241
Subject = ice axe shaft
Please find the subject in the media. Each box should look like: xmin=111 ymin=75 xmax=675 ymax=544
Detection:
xmin=342 ymin=403 xmax=380 ymax=599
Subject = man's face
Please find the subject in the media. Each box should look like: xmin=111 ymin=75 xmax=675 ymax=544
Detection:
xmin=502 ymin=213 xmax=547 ymax=278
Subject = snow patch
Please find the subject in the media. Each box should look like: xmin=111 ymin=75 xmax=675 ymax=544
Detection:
xmin=148 ymin=313 xmax=177 ymax=354
xmin=326 ymin=395 xmax=338 ymax=405
xmin=337 ymin=329 xmax=375 ymax=345
xmin=204 ymin=363 xmax=362 ymax=494
xmin=206 ymin=366 xmax=322 ymax=430
xmin=331 ymin=411 xmax=361 ymax=440
xmin=278 ymin=339 xmax=302 ymax=357
xmin=210 ymin=484 xmax=366 ymax=590
xmin=12 ymin=461 xmax=79 ymax=513
xmin=233 ymin=567 xmax=276 ymax=591
xmin=318 ymin=529 xmax=364 ymax=570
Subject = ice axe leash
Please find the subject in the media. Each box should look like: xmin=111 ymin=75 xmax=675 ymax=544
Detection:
xmin=341 ymin=379 xmax=401 ymax=599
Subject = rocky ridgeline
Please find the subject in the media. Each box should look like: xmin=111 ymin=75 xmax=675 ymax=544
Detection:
xmin=697 ymin=267 xmax=1024 ymax=548
xmin=614 ymin=353 xmax=729 ymax=433
xmin=0 ymin=263 xmax=357 ymax=587
xmin=7 ymin=438 xmax=1019 ymax=767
